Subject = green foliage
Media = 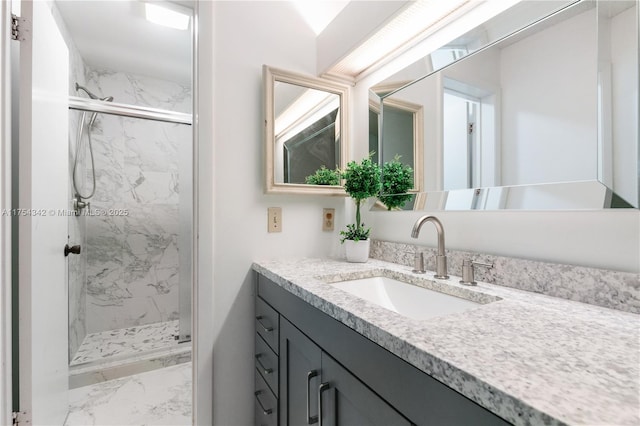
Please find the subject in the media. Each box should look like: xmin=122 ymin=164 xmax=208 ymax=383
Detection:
xmin=340 ymin=154 xmax=381 ymax=242
xmin=341 ymin=156 xmax=382 ymax=203
xmin=305 ymin=166 xmax=341 ymax=186
xmin=339 ymin=223 xmax=370 ymax=243
xmin=379 ymin=156 xmax=414 ymax=210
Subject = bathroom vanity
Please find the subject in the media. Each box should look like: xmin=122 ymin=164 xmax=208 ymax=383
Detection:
xmin=252 ymin=258 xmax=639 ymax=426
xmin=254 ymin=273 xmax=507 ymax=425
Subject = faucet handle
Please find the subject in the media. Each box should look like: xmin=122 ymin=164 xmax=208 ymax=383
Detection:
xmin=460 ymin=260 xmax=493 ymax=286
xmin=412 ymin=252 xmax=425 ymax=274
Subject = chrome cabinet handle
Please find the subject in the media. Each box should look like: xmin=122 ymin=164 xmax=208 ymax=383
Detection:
xmin=256 ymin=315 xmax=274 ymax=332
xmin=306 ymin=370 xmax=319 ymax=424
xmin=318 ymin=382 xmax=331 ymax=426
xmin=254 ymin=390 xmax=273 ymax=415
xmin=255 ymin=353 xmax=273 ymax=375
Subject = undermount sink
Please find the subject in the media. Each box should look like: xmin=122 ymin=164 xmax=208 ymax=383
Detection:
xmin=330 ymin=276 xmax=481 ymax=320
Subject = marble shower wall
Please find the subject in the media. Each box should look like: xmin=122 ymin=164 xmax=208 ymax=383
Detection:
xmin=82 ymin=68 xmax=191 ymax=334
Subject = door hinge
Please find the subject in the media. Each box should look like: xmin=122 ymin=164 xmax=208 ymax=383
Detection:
xmin=11 ymin=14 xmax=29 ymax=41
xmin=12 ymin=411 xmax=26 ymax=426
xmin=11 ymin=14 xmax=20 ymax=40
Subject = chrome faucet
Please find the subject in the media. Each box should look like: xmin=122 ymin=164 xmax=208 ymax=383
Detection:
xmin=411 ymin=215 xmax=449 ymax=279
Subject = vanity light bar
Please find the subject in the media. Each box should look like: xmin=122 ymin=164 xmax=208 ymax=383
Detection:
xmin=328 ymin=0 xmax=522 ymax=80
xmin=329 ymin=0 xmax=472 ymax=77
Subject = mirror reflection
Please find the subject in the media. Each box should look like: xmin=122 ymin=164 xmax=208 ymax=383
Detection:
xmin=369 ymin=97 xmax=424 ymax=194
xmin=372 ymin=0 xmax=638 ymax=210
xmin=264 ymin=66 xmax=349 ymax=194
xmin=274 ymin=82 xmax=341 ymax=184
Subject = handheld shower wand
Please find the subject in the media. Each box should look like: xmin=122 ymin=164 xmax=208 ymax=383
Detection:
xmin=72 ymin=82 xmax=114 ymax=213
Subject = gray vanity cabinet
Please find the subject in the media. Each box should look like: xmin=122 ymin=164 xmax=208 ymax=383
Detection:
xmin=279 ymin=318 xmax=321 ymax=425
xmin=319 ymin=353 xmax=412 ymax=426
xmin=279 ymin=318 xmax=410 ymax=426
xmin=256 ymin=272 xmax=511 ymax=426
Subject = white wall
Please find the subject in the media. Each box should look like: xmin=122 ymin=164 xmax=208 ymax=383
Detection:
xmin=206 ymin=2 xmax=345 ymax=424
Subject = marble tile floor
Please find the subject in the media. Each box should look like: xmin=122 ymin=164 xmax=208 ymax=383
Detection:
xmin=70 ymin=320 xmax=191 ymax=388
xmin=65 ymin=362 xmax=192 ymax=426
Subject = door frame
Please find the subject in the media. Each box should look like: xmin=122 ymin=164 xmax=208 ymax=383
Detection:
xmin=0 ymin=1 xmax=211 ymax=424
xmin=1 ymin=1 xmax=14 ymax=424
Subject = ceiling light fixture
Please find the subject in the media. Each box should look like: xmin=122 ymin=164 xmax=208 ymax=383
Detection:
xmin=328 ymin=0 xmax=471 ymax=77
xmin=145 ymin=2 xmax=191 ymax=31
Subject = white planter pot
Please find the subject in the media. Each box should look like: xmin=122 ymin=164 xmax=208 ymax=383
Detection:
xmin=344 ymin=239 xmax=370 ymax=263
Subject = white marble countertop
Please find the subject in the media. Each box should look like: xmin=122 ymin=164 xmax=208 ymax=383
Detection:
xmin=252 ymin=258 xmax=640 ymax=426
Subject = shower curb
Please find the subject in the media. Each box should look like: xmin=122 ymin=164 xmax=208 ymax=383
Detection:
xmin=69 ymin=344 xmax=192 ymax=389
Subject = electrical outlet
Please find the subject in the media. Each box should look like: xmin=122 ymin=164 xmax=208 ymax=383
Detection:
xmin=268 ymin=207 xmax=282 ymax=233
xmin=322 ymin=208 xmax=335 ymax=231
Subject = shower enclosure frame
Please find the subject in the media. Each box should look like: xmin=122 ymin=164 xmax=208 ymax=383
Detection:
xmin=69 ymin=95 xmax=193 ymax=344
xmin=68 ymin=96 xmax=192 ymax=125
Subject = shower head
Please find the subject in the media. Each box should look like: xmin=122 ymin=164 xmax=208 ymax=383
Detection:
xmin=75 ymin=82 xmax=113 ymax=127
xmin=75 ymin=82 xmax=113 ymax=102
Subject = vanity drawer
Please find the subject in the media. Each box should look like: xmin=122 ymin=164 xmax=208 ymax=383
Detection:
xmin=255 ymin=334 xmax=279 ymax=396
xmin=256 ymin=296 xmax=279 ymax=354
xmin=255 ymin=370 xmax=278 ymax=426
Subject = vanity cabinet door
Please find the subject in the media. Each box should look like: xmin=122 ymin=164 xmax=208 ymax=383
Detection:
xmin=319 ymin=354 xmax=412 ymax=426
xmin=279 ymin=318 xmax=322 ymax=426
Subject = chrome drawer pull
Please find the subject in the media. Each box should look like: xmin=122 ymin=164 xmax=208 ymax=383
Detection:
xmin=254 ymin=390 xmax=273 ymax=415
xmin=318 ymin=382 xmax=331 ymax=426
xmin=256 ymin=315 xmax=274 ymax=332
xmin=306 ymin=370 xmax=319 ymax=424
xmin=255 ymin=353 xmax=273 ymax=375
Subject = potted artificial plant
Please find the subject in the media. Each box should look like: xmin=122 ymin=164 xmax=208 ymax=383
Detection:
xmin=340 ymin=155 xmax=381 ymax=262
xmin=378 ymin=155 xmax=414 ymax=210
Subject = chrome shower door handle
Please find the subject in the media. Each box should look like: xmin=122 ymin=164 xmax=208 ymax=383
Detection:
xmin=306 ymin=370 xmax=319 ymax=424
xmin=318 ymin=382 xmax=331 ymax=426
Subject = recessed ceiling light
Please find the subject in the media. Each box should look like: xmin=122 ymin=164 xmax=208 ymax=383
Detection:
xmin=145 ymin=2 xmax=191 ymax=31
xmin=292 ymin=1 xmax=350 ymax=35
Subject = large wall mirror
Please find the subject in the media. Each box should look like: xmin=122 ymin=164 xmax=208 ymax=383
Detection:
xmin=264 ymin=65 xmax=350 ymax=195
xmin=371 ymin=0 xmax=639 ymax=210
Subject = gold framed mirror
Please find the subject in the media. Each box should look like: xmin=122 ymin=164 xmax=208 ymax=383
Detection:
xmin=263 ymin=65 xmax=350 ymax=195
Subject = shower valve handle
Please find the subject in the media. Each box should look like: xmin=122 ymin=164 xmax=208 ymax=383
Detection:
xmin=64 ymin=244 xmax=81 ymax=257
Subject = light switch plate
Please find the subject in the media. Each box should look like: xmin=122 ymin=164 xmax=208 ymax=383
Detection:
xmin=322 ymin=208 xmax=335 ymax=231
xmin=268 ymin=207 xmax=282 ymax=233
